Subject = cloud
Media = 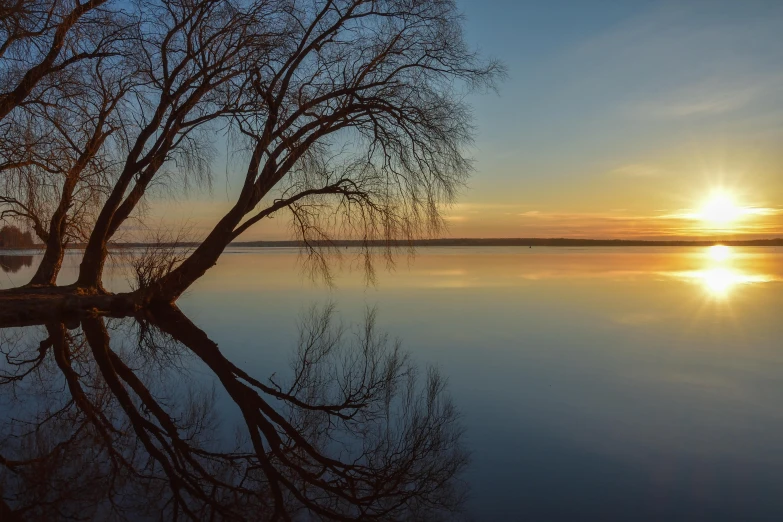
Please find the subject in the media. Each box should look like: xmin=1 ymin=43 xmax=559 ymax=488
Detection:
xmin=660 ymin=206 xmax=783 ymax=221
xmin=447 ymin=206 xmax=783 ymax=240
xmin=628 ymin=74 xmax=783 ymax=120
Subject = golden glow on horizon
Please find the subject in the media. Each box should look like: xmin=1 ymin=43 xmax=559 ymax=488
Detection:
xmin=145 ymin=185 xmax=782 ymax=241
xmin=434 ymin=190 xmax=781 ymax=240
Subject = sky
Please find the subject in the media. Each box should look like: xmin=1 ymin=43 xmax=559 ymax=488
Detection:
xmin=149 ymin=0 xmax=783 ymax=241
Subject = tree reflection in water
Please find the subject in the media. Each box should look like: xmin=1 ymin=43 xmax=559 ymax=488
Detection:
xmin=0 ymin=255 xmax=33 ymax=274
xmin=0 ymin=305 xmax=468 ymax=521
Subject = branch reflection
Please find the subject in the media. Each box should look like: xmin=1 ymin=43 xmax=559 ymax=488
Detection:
xmin=0 ymin=305 xmax=468 ymax=521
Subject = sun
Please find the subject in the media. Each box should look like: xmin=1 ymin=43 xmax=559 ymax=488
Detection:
xmin=699 ymin=192 xmax=742 ymax=227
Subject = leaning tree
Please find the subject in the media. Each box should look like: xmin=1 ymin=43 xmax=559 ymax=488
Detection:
xmin=1 ymin=0 xmax=502 ymax=310
xmin=142 ymin=0 xmax=503 ymax=303
xmin=0 ymin=48 xmax=134 ymax=285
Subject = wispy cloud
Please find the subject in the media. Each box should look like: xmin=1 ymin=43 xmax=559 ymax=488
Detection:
xmin=448 ymin=206 xmax=783 ymax=240
xmin=628 ymin=74 xmax=783 ymax=120
xmin=660 ymin=206 xmax=783 ymax=220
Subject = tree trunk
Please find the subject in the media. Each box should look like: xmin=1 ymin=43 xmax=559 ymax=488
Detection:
xmin=28 ymin=238 xmax=65 ymax=286
xmin=76 ymin=170 xmax=130 ymax=289
xmin=0 ymin=286 xmax=140 ymax=327
xmin=76 ymin=235 xmax=109 ymax=290
xmin=77 ymin=158 xmax=165 ymax=290
xmin=146 ymin=207 xmax=246 ymax=303
xmin=28 ymin=173 xmax=78 ymax=286
xmin=143 ymin=153 xmax=271 ymax=303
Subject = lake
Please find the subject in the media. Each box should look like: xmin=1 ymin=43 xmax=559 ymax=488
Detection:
xmin=2 ymin=246 xmax=783 ymax=520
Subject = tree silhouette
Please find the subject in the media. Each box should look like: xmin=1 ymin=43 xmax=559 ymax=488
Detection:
xmin=0 ymin=0 xmax=502 ymax=310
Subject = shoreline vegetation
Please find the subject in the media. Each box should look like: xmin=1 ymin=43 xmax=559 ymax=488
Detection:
xmin=2 ymin=238 xmax=783 ymax=251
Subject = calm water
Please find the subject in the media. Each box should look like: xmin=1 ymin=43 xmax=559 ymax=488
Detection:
xmin=2 ymin=246 xmax=783 ymax=520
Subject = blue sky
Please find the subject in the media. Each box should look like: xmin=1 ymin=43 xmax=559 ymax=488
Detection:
xmin=448 ymin=0 xmax=783 ymax=238
xmin=150 ymin=0 xmax=783 ymax=240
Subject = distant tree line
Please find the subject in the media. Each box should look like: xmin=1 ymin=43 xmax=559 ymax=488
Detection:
xmin=232 ymin=237 xmax=783 ymax=248
xmin=0 ymin=225 xmax=34 ymax=248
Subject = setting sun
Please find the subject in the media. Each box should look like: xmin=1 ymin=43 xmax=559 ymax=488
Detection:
xmin=700 ymin=192 xmax=742 ymax=227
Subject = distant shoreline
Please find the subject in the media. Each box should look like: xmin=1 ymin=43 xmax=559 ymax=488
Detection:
xmin=5 ymin=238 xmax=783 ymax=250
xmin=230 ymin=238 xmax=783 ymax=248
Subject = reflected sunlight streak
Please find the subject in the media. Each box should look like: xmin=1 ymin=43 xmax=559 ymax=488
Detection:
xmin=673 ymin=246 xmax=773 ymax=298
xmin=670 ymin=268 xmax=772 ymax=298
xmin=699 ymin=268 xmax=770 ymax=298
xmin=707 ymin=244 xmax=731 ymax=262
xmin=669 ymin=245 xmax=775 ymax=298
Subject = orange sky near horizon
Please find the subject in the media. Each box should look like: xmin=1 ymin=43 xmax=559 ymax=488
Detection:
xmin=144 ymin=189 xmax=783 ymax=242
xmin=144 ymin=158 xmax=783 ymax=242
xmin=139 ymin=1 xmax=783 ymax=243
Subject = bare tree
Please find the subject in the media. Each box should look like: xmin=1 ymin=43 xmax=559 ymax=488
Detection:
xmin=138 ymin=0 xmax=502 ymax=303
xmin=1 ymin=0 xmax=271 ymax=291
xmin=73 ymin=0 xmax=279 ymax=291
xmin=1 ymin=56 xmax=131 ymax=285
xmin=0 ymin=0 xmax=501 ymax=316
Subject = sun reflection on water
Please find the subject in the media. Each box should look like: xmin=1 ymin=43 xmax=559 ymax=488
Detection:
xmin=679 ymin=267 xmax=771 ymax=298
xmin=674 ymin=245 xmax=773 ymax=299
xmin=707 ymin=244 xmax=731 ymax=262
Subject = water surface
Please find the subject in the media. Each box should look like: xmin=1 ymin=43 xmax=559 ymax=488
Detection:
xmin=2 ymin=246 xmax=783 ymax=520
